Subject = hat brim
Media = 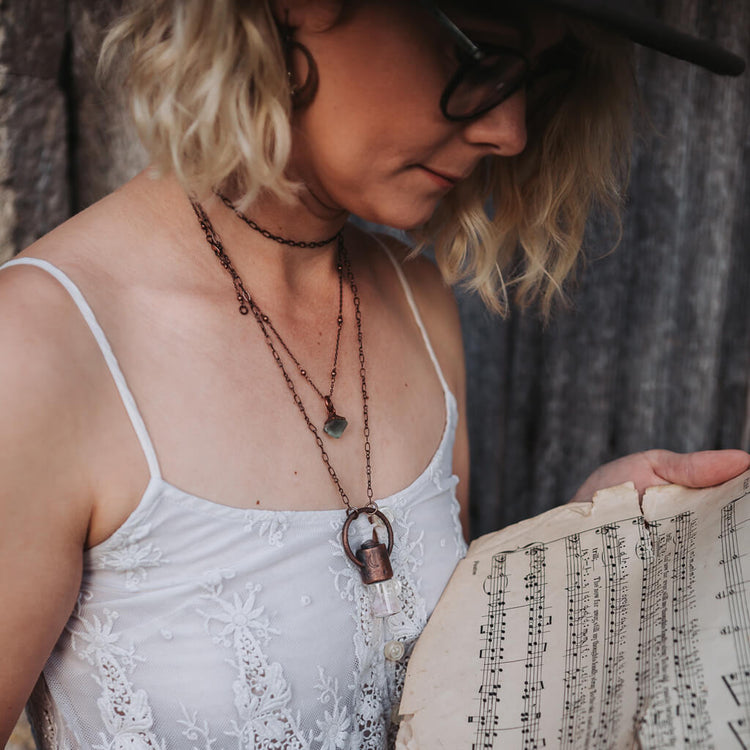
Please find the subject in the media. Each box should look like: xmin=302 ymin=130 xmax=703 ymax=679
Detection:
xmin=537 ymin=0 xmax=745 ymax=75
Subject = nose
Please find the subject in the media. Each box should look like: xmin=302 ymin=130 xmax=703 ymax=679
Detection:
xmin=460 ymin=90 xmax=528 ymax=156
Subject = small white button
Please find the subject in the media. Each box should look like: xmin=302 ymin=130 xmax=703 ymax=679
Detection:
xmin=384 ymin=640 xmax=405 ymax=662
xmin=300 ymin=595 xmax=312 ymax=607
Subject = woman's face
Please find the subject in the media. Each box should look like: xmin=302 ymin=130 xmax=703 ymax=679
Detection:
xmin=283 ymin=0 xmax=560 ymax=229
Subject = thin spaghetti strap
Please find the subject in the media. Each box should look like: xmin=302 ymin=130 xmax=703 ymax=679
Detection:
xmin=1 ymin=257 xmax=162 ymax=480
xmin=372 ymin=236 xmax=452 ymax=398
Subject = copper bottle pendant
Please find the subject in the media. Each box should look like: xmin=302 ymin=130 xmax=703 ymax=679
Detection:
xmin=342 ymin=508 xmax=402 ymax=617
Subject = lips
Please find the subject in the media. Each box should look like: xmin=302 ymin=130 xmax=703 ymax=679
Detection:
xmin=417 ymin=165 xmax=468 ymax=188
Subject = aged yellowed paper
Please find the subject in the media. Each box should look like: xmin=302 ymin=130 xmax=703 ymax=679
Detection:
xmin=397 ymin=472 xmax=750 ymax=749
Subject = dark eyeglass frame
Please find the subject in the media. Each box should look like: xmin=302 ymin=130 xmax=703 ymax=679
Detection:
xmin=418 ymin=0 xmax=579 ymax=122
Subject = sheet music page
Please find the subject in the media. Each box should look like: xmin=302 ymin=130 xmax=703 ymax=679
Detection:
xmin=396 ymin=470 xmax=750 ymax=750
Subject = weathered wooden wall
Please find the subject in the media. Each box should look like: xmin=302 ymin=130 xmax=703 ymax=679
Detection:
xmin=1 ymin=0 xmax=748 ymax=742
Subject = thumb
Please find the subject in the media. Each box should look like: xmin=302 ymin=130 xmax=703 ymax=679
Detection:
xmin=645 ymin=449 xmax=750 ymax=489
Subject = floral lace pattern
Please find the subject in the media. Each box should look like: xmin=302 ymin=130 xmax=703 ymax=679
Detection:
xmin=177 ymin=706 xmax=217 ymax=750
xmin=97 ymin=524 xmax=166 ymax=591
xmin=194 ymin=571 xmax=308 ymax=749
xmin=243 ymin=511 xmax=290 ymax=547
xmin=67 ymin=595 xmax=165 ymax=750
xmin=450 ymin=493 xmax=468 ymax=560
xmin=313 ymin=669 xmax=352 ymax=750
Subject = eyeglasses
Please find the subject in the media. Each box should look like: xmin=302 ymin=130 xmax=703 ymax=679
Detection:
xmin=419 ymin=1 xmax=580 ymax=122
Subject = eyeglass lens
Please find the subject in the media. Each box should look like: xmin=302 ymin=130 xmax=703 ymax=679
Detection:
xmin=443 ymin=51 xmax=530 ymax=120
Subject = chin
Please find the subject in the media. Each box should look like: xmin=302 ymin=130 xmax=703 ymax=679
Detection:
xmin=356 ymin=199 xmax=440 ymax=233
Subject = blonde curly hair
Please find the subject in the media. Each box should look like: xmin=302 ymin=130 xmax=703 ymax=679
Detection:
xmin=99 ymin=0 xmax=635 ymax=315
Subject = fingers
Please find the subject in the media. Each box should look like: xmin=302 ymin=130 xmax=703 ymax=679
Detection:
xmin=642 ymin=449 xmax=750 ymax=489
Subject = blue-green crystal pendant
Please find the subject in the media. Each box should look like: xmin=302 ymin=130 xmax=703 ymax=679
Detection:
xmin=323 ymin=397 xmax=347 ymax=438
xmin=324 ymin=413 xmax=348 ymax=439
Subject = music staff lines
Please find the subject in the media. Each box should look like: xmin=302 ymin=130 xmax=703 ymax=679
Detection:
xmin=590 ymin=524 xmax=628 ymax=749
xmin=719 ymin=499 xmax=750 ymax=744
xmin=521 ymin=545 xmax=547 ymax=749
xmin=559 ymin=533 xmax=587 ymax=749
xmin=471 ymin=553 xmax=508 ymax=749
xmin=633 ymin=517 xmax=674 ymax=748
xmin=670 ymin=512 xmax=711 ymax=748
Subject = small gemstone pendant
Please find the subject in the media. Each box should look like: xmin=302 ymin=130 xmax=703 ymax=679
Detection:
xmin=324 ymin=414 xmax=348 ymax=438
xmin=323 ymin=397 xmax=347 ymax=438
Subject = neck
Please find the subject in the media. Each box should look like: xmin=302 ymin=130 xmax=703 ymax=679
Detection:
xmin=132 ymin=169 xmax=351 ymax=300
xmin=213 ymin=181 xmax=350 ymax=293
xmin=229 ymin=186 xmax=348 ymax=242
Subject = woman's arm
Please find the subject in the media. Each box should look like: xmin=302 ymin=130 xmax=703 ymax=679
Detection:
xmin=0 ymin=268 xmax=93 ymax=744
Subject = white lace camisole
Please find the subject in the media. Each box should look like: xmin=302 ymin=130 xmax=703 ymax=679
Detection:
xmin=4 ymin=247 xmax=467 ymax=750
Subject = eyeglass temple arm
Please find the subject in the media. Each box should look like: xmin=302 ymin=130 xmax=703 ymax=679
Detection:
xmin=415 ymin=0 xmax=484 ymax=62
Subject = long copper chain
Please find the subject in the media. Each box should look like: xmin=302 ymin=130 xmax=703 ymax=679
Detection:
xmin=217 ymin=193 xmax=345 ymax=408
xmin=260 ymin=252 xmax=344 ymax=404
xmin=190 ymin=198 xmax=374 ymax=513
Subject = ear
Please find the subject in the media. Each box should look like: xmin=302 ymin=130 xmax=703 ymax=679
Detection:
xmin=271 ymin=0 xmax=345 ymax=33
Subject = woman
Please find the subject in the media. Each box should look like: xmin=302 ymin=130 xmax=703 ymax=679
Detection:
xmin=0 ymin=1 xmax=746 ymax=748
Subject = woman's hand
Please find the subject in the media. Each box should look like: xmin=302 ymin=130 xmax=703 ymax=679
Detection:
xmin=569 ymin=449 xmax=750 ymax=504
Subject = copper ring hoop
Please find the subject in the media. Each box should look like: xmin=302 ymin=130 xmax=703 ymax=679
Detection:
xmin=341 ymin=507 xmax=394 ymax=568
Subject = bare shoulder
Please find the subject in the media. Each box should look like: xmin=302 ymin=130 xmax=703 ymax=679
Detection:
xmin=365 ymin=230 xmax=449 ymax=299
xmin=360 ymin=228 xmax=465 ymax=386
xmin=0 ymin=174 xmax=146 ymax=431
xmin=0 ymin=258 xmax=94 ymax=398
xmin=0 ymin=174 xmax=162 ymax=508
xmin=5 ymin=169 xmax=192 ymax=291
xmin=0 ymin=260 xmax=98 ymax=523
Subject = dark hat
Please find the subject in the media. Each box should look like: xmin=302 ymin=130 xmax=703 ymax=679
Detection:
xmin=533 ymin=0 xmax=745 ymax=75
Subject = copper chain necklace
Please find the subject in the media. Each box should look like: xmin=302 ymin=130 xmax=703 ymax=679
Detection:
xmin=217 ymin=193 xmax=348 ymax=438
xmin=189 ymin=198 xmax=400 ymax=616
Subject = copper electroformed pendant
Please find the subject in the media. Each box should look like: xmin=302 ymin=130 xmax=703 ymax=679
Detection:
xmin=342 ymin=507 xmax=402 ymax=617
xmin=323 ymin=396 xmax=348 ymax=439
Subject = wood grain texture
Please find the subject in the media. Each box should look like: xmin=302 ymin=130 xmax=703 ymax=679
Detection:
xmin=67 ymin=0 xmax=146 ymax=210
xmin=0 ymin=0 xmax=69 ymax=262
